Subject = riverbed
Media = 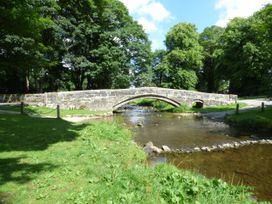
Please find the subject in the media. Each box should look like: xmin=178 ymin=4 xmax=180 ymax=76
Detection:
xmin=114 ymin=107 xmax=272 ymax=202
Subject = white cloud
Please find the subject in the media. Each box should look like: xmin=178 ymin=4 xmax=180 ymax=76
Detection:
xmin=119 ymin=0 xmax=171 ymax=28
xmin=119 ymin=0 xmax=151 ymax=13
xmin=138 ymin=2 xmax=171 ymax=22
xmin=138 ymin=17 xmax=158 ymax=32
xmin=215 ymin=0 xmax=272 ymax=27
xmin=119 ymin=0 xmax=171 ymax=50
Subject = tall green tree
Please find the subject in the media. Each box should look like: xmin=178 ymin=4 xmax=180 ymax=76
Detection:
xmin=151 ymin=49 xmax=169 ymax=87
xmin=57 ymin=0 xmax=151 ymax=90
xmin=0 ymin=0 xmax=152 ymax=93
xmin=0 ymin=0 xmax=54 ymax=93
xmin=220 ymin=4 xmax=272 ymax=96
xmin=164 ymin=23 xmax=203 ymax=89
xmin=198 ymin=26 xmax=225 ymax=92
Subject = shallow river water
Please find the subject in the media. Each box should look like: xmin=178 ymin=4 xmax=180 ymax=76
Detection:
xmin=114 ymin=107 xmax=272 ymax=201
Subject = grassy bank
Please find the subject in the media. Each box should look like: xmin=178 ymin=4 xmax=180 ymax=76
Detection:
xmin=225 ymin=107 xmax=272 ymax=131
xmin=0 ymin=114 xmax=254 ymax=203
xmin=130 ymin=98 xmax=246 ymax=113
xmin=0 ymin=104 xmax=108 ymax=117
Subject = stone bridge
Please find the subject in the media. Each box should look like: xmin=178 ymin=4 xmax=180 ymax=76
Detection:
xmin=0 ymin=87 xmax=237 ymax=111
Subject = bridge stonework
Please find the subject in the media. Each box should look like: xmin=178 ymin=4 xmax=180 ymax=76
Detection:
xmin=0 ymin=87 xmax=237 ymax=111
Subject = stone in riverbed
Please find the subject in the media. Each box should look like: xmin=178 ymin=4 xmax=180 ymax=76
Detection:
xmin=143 ymin=141 xmax=162 ymax=154
xmin=161 ymin=145 xmax=171 ymax=152
xmin=201 ymin=146 xmax=210 ymax=152
xmin=252 ymin=140 xmax=258 ymax=144
xmin=193 ymin=147 xmax=201 ymax=152
xmin=259 ymin=139 xmax=267 ymax=144
xmin=234 ymin=142 xmax=240 ymax=147
xmin=136 ymin=122 xmax=144 ymax=128
xmin=217 ymin=145 xmax=224 ymax=150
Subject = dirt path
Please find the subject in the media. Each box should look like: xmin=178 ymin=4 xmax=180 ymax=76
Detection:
xmin=203 ymin=98 xmax=272 ymax=121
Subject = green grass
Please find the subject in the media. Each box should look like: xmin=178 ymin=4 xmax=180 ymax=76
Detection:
xmin=0 ymin=104 xmax=108 ymax=117
xmin=129 ymin=99 xmax=174 ymax=111
xmin=129 ymin=98 xmax=155 ymax=107
xmin=239 ymin=95 xmax=268 ymax=100
xmin=129 ymin=99 xmax=247 ymax=113
xmin=172 ymin=103 xmax=247 ymax=113
xmin=191 ymin=103 xmax=247 ymax=113
xmin=0 ymin=114 xmax=255 ymax=203
xmin=225 ymin=107 xmax=272 ymax=131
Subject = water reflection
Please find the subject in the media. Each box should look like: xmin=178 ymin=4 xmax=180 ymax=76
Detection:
xmin=114 ymin=106 xmax=272 ymax=202
xmin=116 ymin=107 xmax=245 ymax=149
xmin=165 ymin=145 xmax=272 ymax=201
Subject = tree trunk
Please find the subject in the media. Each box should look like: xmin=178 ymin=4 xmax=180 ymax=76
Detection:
xmin=25 ymin=68 xmax=30 ymax=93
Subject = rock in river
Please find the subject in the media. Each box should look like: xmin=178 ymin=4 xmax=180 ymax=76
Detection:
xmin=162 ymin=145 xmax=171 ymax=152
xmin=143 ymin=141 xmax=162 ymax=154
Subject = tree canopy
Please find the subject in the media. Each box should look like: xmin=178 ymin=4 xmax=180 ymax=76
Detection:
xmin=152 ymin=23 xmax=203 ymax=90
xmin=0 ymin=0 xmax=151 ymax=93
xmin=0 ymin=1 xmax=271 ymax=97
xmin=152 ymin=4 xmax=272 ymax=96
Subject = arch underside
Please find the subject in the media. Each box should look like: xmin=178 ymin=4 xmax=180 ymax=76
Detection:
xmin=113 ymin=94 xmax=181 ymax=110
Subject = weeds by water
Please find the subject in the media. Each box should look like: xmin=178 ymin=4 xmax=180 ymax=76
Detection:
xmin=0 ymin=114 xmax=255 ymax=203
xmin=225 ymin=107 xmax=272 ymax=131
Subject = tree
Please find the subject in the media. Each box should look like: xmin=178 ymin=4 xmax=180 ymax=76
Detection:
xmin=164 ymin=23 xmax=203 ymax=89
xmin=57 ymin=0 xmax=151 ymax=90
xmin=0 ymin=0 xmax=152 ymax=93
xmin=219 ymin=4 xmax=272 ymax=96
xmin=0 ymin=0 xmax=55 ymax=93
xmin=251 ymin=4 xmax=272 ymax=96
xmin=151 ymin=49 xmax=169 ymax=87
xmin=198 ymin=26 xmax=224 ymax=92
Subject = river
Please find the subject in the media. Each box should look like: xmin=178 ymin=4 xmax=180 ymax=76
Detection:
xmin=114 ymin=107 xmax=272 ymax=202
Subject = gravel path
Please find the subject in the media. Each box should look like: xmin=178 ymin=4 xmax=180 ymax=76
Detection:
xmin=204 ymin=98 xmax=272 ymax=121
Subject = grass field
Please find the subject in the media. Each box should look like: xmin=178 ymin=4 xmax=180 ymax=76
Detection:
xmin=0 ymin=104 xmax=108 ymax=117
xmin=0 ymin=114 xmax=254 ymax=203
xmin=225 ymin=107 xmax=272 ymax=131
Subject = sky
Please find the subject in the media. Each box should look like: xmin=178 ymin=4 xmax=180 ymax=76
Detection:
xmin=119 ymin=0 xmax=272 ymax=50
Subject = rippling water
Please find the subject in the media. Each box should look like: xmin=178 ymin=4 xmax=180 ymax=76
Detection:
xmin=116 ymin=108 xmax=247 ymax=148
xmin=114 ymin=107 xmax=272 ymax=201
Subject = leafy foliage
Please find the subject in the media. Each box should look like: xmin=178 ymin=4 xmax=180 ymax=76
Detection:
xmin=0 ymin=0 xmax=151 ymax=93
xmin=152 ymin=4 xmax=272 ymax=96
xmin=218 ymin=4 xmax=272 ymax=96
xmin=152 ymin=23 xmax=203 ymax=90
xmin=198 ymin=26 xmax=225 ymax=93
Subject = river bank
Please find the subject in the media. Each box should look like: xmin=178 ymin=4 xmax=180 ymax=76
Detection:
xmin=0 ymin=114 xmax=254 ymax=203
xmin=225 ymin=107 xmax=272 ymax=131
xmin=164 ymin=144 xmax=272 ymax=201
xmin=117 ymin=106 xmax=271 ymax=202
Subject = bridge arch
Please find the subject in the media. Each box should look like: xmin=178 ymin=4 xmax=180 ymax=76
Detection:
xmin=113 ymin=94 xmax=181 ymax=111
xmin=192 ymin=99 xmax=204 ymax=108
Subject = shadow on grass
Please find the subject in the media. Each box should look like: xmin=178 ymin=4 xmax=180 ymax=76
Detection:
xmin=0 ymin=104 xmax=56 ymax=117
xmin=0 ymin=104 xmax=21 ymax=112
xmin=0 ymin=114 xmax=86 ymax=152
xmin=0 ymin=114 xmax=87 ymax=189
xmin=0 ymin=157 xmax=56 ymax=185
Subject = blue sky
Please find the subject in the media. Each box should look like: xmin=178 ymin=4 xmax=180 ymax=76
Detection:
xmin=119 ymin=0 xmax=272 ymax=50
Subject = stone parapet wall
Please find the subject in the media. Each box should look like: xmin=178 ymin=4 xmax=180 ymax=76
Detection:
xmin=0 ymin=87 xmax=238 ymax=111
xmin=0 ymin=94 xmax=22 ymax=103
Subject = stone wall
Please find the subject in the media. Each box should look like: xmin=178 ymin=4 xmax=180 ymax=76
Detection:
xmin=0 ymin=87 xmax=237 ymax=111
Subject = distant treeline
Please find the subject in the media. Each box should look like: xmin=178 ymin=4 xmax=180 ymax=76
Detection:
xmin=0 ymin=1 xmax=271 ymax=96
